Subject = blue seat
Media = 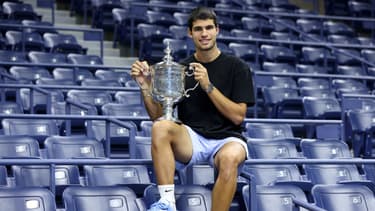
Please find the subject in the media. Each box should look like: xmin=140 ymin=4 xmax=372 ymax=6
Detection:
xmin=63 ymin=186 xmax=144 ymax=211
xmin=0 ymin=50 xmax=28 ymax=65
xmin=241 ymin=17 xmax=275 ymax=34
xmin=2 ymin=1 xmax=41 ymax=21
xmin=111 ymin=7 xmax=148 ymax=47
xmin=86 ymin=120 xmax=137 ymax=158
xmin=269 ymin=18 xmax=297 ymax=33
xmin=312 ymin=184 xmax=375 ymax=211
xmin=261 ymin=44 xmax=297 ymax=64
xmin=12 ymin=165 xmax=80 ymax=195
xmin=298 ymin=78 xmax=331 ymax=89
xmin=361 ymin=49 xmax=375 ymax=66
xmin=356 ymin=36 xmax=375 ymax=46
xmin=21 ymin=20 xmax=58 ymax=34
xmin=173 ymin=12 xmax=189 ymax=26
xmin=0 ymin=101 xmax=23 ymax=115
xmin=95 ymin=69 xmax=131 ymax=85
xmin=242 ymin=184 xmax=319 ymax=211
xmin=327 ymin=34 xmax=360 ymax=45
xmin=246 ymin=138 xmax=301 ymax=159
xmin=28 ymin=51 xmax=67 ymax=65
xmin=230 ymin=29 xmax=267 ymax=39
xmin=19 ymin=88 xmax=64 ymax=114
xmin=304 ymin=164 xmax=364 ymax=184
xmin=301 ymin=139 xmax=352 ymax=158
xmin=84 ymin=164 xmax=151 ymax=194
xmin=348 ymin=109 xmax=375 ymax=157
xmin=332 ymin=79 xmax=369 ymax=96
xmin=0 ymin=135 xmax=40 ymax=158
xmin=336 ymin=65 xmax=367 ymax=76
xmin=296 ymin=18 xmax=323 ymax=34
xmin=146 ymin=10 xmax=176 ymax=27
xmin=137 ymin=23 xmax=172 ymax=61
xmin=0 ymin=187 xmax=56 ymax=211
xmin=35 ymin=78 xmax=77 ymax=87
xmin=228 ymin=42 xmax=259 ymax=63
xmin=296 ymin=64 xmax=330 ymax=74
xmin=5 ymin=30 xmax=45 ymax=52
xmin=66 ymin=53 xmax=103 ymax=70
xmin=114 ymin=91 xmax=143 ymax=106
xmin=300 ymin=88 xmax=335 ymax=98
xmin=101 ymin=103 xmax=148 ymax=126
xmin=333 ymin=48 xmax=362 ymax=65
xmin=323 ymin=20 xmax=356 ymax=36
xmin=67 ymin=90 xmax=113 ymax=113
xmin=44 ymin=135 xmax=106 ymax=159
xmin=81 ymin=79 xmax=122 ymax=88
xmin=262 ymin=86 xmax=302 ymax=118
xmin=169 ymin=25 xmax=188 ymax=40
xmin=244 ymin=123 xmax=296 ymax=139
xmin=143 ymin=184 xmax=212 ymax=211
xmin=348 ymin=1 xmax=373 ymax=17
xmin=9 ymin=66 xmax=51 ymax=82
xmin=176 ymin=1 xmax=196 ymax=13
xmin=302 ymin=97 xmax=341 ymax=119
xmin=270 ymin=31 xmax=299 ymax=41
xmin=53 ymin=68 xmax=94 ymax=82
xmin=301 ymin=46 xmax=336 ymax=67
xmin=262 ymin=62 xmax=297 ymax=73
xmin=90 ymin=0 xmax=122 ymax=28
xmin=2 ymin=119 xmax=59 ymax=145
xmin=129 ymin=135 xmax=151 ymax=159
xmin=43 ymin=33 xmax=86 ymax=54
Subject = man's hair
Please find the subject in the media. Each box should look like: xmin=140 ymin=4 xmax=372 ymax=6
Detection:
xmin=187 ymin=7 xmax=218 ymax=31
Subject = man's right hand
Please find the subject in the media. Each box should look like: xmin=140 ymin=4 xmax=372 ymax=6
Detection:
xmin=131 ymin=60 xmax=151 ymax=90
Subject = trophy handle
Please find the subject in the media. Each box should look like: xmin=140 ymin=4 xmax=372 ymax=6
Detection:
xmin=184 ymin=82 xmax=199 ymax=98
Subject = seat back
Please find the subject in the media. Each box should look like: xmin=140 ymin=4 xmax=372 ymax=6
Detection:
xmin=63 ymin=186 xmax=143 ymax=211
xmin=244 ymin=123 xmax=295 ymax=139
xmin=304 ymin=164 xmax=363 ymax=184
xmin=0 ymin=187 xmax=56 ymax=211
xmin=44 ymin=135 xmax=105 ymax=159
xmin=0 ymin=135 xmax=40 ymax=158
xmin=243 ymin=164 xmax=303 ymax=185
xmin=247 ymin=138 xmax=300 ymax=158
xmin=301 ymin=139 xmax=351 ymax=158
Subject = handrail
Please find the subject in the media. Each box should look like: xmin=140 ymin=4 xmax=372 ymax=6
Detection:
xmin=0 ymin=61 xmax=131 ymax=70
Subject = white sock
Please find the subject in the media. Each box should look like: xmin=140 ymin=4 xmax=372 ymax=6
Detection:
xmin=158 ymin=184 xmax=176 ymax=210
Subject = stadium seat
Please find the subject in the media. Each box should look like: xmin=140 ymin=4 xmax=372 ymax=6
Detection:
xmin=21 ymin=20 xmax=58 ymax=35
xmin=101 ymin=103 xmax=148 ymax=126
xmin=0 ymin=187 xmax=56 ymax=211
xmin=162 ymin=38 xmax=188 ymax=61
xmin=336 ymin=65 xmax=367 ymax=76
xmin=244 ymin=123 xmax=297 ymax=139
xmin=0 ymin=101 xmax=23 ymax=116
xmin=2 ymin=119 xmax=59 ymax=144
xmin=81 ymin=79 xmax=122 ymax=88
xmin=146 ymin=10 xmax=176 ymax=27
xmin=304 ymin=164 xmax=365 ymax=184
xmin=95 ymin=69 xmax=131 ymax=85
xmin=327 ymin=34 xmax=360 ymax=45
xmin=44 ymin=135 xmax=106 ymax=159
xmin=19 ymin=88 xmax=64 ymax=114
xmin=260 ymin=44 xmax=297 ymax=64
xmin=143 ymin=184 xmax=212 ymax=211
xmin=67 ymin=53 xmax=103 ymax=67
xmin=2 ymin=1 xmax=41 ymax=21
xmin=241 ymin=17 xmax=275 ymax=34
xmin=301 ymin=46 xmax=336 ymax=67
xmin=269 ymin=18 xmax=297 ymax=33
xmin=5 ymin=30 xmax=45 ymax=52
xmin=28 ymin=51 xmax=67 ymax=65
xmin=0 ymin=135 xmax=40 ymax=158
xmin=312 ymin=184 xmax=375 ymax=211
xmin=90 ymin=0 xmax=122 ymax=28
xmin=43 ymin=33 xmax=86 ymax=54
xmin=246 ymin=138 xmax=301 ymax=159
xmin=296 ymin=64 xmax=330 ymax=74
xmin=84 ymin=164 xmax=151 ymax=194
xmin=67 ymin=90 xmax=113 ymax=113
xmin=301 ymin=139 xmax=352 ymax=158
xmin=9 ymin=66 xmax=51 ymax=82
xmin=302 ymin=97 xmax=341 ymax=119
xmin=299 ymin=88 xmax=335 ymax=98
xmin=53 ymin=68 xmax=94 ymax=82
xmin=173 ymin=12 xmax=189 ymax=26
xmin=296 ymin=18 xmax=323 ymax=34
xmin=270 ymin=31 xmax=299 ymax=41
xmin=139 ymin=120 xmax=153 ymax=137
xmin=262 ymin=62 xmax=297 ymax=73
xmin=323 ymin=20 xmax=356 ymax=36
xmin=114 ymin=91 xmax=143 ymax=106
xmin=228 ymin=42 xmax=259 ymax=64
xmin=242 ymin=184 xmax=319 ymax=211
xmin=129 ymin=135 xmax=152 ymax=159
xmin=63 ymin=186 xmax=145 ymax=211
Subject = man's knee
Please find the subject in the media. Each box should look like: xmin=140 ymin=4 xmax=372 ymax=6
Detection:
xmin=152 ymin=120 xmax=180 ymax=146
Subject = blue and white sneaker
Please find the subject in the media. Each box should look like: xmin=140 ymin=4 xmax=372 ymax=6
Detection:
xmin=148 ymin=198 xmax=175 ymax=211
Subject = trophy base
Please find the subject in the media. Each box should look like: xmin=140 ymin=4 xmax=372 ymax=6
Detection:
xmin=156 ymin=116 xmax=182 ymax=124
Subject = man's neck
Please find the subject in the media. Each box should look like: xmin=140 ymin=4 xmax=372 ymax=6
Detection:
xmin=194 ymin=47 xmax=221 ymax=63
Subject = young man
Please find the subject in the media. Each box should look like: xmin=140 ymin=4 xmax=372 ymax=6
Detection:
xmin=131 ymin=7 xmax=254 ymax=211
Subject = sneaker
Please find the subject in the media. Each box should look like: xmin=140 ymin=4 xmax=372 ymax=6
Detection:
xmin=148 ymin=198 xmax=175 ymax=211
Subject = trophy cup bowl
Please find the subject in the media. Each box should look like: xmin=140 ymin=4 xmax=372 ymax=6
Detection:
xmin=150 ymin=59 xmax=187 ymax=122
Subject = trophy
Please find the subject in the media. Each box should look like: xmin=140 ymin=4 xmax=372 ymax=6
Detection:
xmin=150 ymin=41 xmax=199 ymax=122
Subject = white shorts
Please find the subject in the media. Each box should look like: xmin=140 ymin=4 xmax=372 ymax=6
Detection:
xmin=175 ymin=125 xmax=249 ymax=172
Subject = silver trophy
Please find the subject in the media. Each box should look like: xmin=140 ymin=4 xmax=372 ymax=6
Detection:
xmin=150 ymin=41 xmax=199 ymax=122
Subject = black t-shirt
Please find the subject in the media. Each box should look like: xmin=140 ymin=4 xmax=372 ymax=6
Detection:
xmin=177 ymin=53 xmax=255 ymax=141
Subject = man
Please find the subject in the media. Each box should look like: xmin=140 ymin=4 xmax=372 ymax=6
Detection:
xmin=131 ymin=6 xmax=254 ymax=211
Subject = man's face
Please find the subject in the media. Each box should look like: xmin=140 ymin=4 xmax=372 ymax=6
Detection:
xmin=189 ymin=19 xmax=219 ymax=52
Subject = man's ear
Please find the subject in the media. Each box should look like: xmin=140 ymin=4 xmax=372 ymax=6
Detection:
xmin=187 ymin=28 xmax=192 ymax=38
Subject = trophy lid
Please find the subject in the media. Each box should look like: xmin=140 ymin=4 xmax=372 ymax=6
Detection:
xmin=155 ymin=40 xmax=184 ymax=69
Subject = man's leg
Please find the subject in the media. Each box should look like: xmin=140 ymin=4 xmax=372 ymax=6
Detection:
xmin=149 ymin=120 xmax=193 ymax=210
xmin=212 ymin=142 xmax=247 ymax=211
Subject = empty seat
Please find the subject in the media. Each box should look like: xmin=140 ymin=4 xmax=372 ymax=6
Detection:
xmin=302 ymin=97 xmax=341 ymax=119
xmin=2 ymin=1 xmax=40 ymax=21
xmin=146 ymin=10 xmax=176 ymax=27
xmin=143 ymin=184 xmax=211 ymax=211
xmin=296 ymin=64 xmax=330 ymax=74
xmin=162 ymin=38 xmax=188 ymax=61
xmin=241 ymin=17 xmax=274 ymax=34
xmin=81 ymin=79 xmax=122 ymax=88
xmin=333 ymin=48 xmax=362 ymax=65
xmin=28 ymin=51 xmax=67 ymax=65
xmin=101 ymin=103 xmax=149 ymax=126
xmin=300 ymin=88 xmax=335 ymax=98
xmin=44 ymin=135 xmax=105 ymax=159
xmin=139 ymin=120 xmax=153 ymax=137
xmin=0 ymin=135 xmax=40 ymax=158
xmin=262 ymin=86 xmax=302 ymax=118
xmin=9 ymin=66 xmax=52 ymax=81
xmin=323 ymin=20 xmax=356 ymax=36
xmin=67 ymin=90 xmax=113 ymax=113
xmin=114 ymin=91 xmax=143 ymax=106
xmin=0 ymin=187 xmax=56 ymax=211
xmin=301 ymin=46 xmax=336 ymax=66
xmin=21 ymin=20 xmax=57 ymax=35
xmin=228 ymin=42 xmax=259 ymax=63
xmin=63 ymin=186 xmax=144 ymax=211
xmin=2 ymin=119 xmax=59 ymax=144
xmin=19 ymin=89 xmax=64 ymax=114
xmin=296 ymin=18 xmax=323 ymax=34
xmin=90 ymin=0 xmax=122 ymax=28
xmin=304 ymin=164 xmax=364 ymax=184
xmin=66 ymin=53 xmax=103 ymax=67
xmin=260 ymin=44 xmax=297 ymax=63
xmin=301 ymin=139 xmax=352 ymax=158
xmin=336 ymin=65 xmax=367 ymax=76
xmin=43 ymin=33 xmax=85 ymax=54
xmin=129 ymin=135 xmax=152 ymax=159
xmin=312 ymin=184 xmax=375 ymax=211
xmin=53 ymin=68 xmax=94 ymax=82
xmin=244 ymin=123 xmax=296 ymax=139
xmin=95 ymin=69 xmax=131 ymax=84
xmin=327 ymin=34 xmax=360 ymax=45
xmin=247 ymin=138 xmax=301 ymax=159
xmin=262 ymin=62 xmax=297 ymax=73
xmin=5 ymin=30 xmax=45 ymax=51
